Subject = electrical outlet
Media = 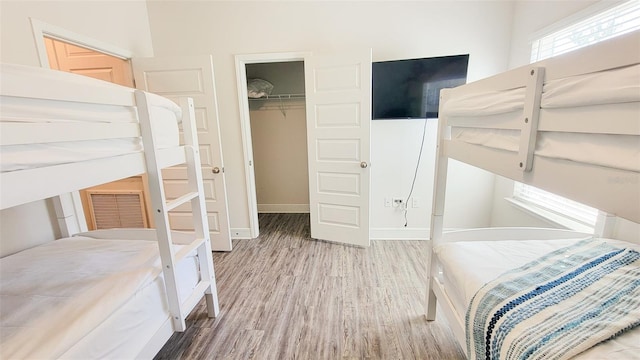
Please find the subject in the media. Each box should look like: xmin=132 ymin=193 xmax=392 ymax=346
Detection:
xmin=393 ymin=198 xmax=404 ymax=208
xmin=412 ymin=197 xmax=420 ymax=208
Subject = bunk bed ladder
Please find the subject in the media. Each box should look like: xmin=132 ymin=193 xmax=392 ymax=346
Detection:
xmin=135 ymin=91 xmax=219 ymax=332
xmin=178 ymin=97 xmax=220 ymax=320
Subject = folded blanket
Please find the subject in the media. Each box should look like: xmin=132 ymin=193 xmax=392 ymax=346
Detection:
xmin=466 ymin=238 xmax=640 ymax=360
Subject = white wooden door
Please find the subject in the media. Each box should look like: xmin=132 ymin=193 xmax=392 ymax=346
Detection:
xmin=132 ymin=55 xmax=232 ymax=251
xmin=304 ymin=50 xmax=372 ymax=247
xmin=45 ymin=37 xmax=134 ymax=86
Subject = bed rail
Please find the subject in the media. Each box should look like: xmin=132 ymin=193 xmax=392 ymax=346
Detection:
xmin=1 ymin=63 xmax=135 ymax=106
xmin=0 ymin=63 xmax=184 ymax=210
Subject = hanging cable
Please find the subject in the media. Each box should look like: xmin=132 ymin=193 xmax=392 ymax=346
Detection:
xmin=404 ymin=117 xmax=429 ymax=227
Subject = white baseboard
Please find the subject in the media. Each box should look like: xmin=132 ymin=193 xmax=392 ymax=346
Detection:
xmin=370 ymin=227 xmax=430 ymax=240
xmin=231 ymin=228 xmax=438 ymax=240
xmin=233 ymin=226 xmax=451 ymax=241
xmin=258 ymin=204 xmax=310 ymax=213
xmin=230 ymin=228 xmax=253 ymax=239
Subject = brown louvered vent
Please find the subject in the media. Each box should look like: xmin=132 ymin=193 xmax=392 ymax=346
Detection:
xmin=88 ymin=192 xmax=147 ymax=229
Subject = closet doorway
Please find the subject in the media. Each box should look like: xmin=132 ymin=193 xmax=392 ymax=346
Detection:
xmin=238 ymin=50 xmax=372 ymax=246
xmin=236 ymin=54 xmax=309 ymax=236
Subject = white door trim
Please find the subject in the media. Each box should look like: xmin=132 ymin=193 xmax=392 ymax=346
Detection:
xmin=30 ymin=18 xmax=133 ymax=68
xmin=234 ymin=52 xmax=310 ymax=238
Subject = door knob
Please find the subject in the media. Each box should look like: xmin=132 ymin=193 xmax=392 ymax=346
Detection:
xmin=212 ymin=167 xmax=221 ymax=174
xmin=360 ymin=161 xmax=368 ymax=169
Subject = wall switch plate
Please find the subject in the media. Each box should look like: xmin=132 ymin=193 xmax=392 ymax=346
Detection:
xmin=384 ymin=198 xmax=391 ymax=207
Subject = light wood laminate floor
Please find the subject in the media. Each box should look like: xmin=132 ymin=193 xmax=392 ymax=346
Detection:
xmin=155 ymin=213 xmax=465 ymax=360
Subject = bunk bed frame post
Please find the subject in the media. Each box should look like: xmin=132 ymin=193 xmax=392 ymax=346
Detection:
xmin=426 ymin=90 xmax=452 ymax=321
xmin=52 ymin=192 xmax=87 ymax=237
xmin=595 ymin=211 xmax=616 ymax=238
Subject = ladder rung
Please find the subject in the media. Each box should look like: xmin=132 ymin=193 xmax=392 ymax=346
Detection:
xmin=175 ymin=237 xmax=208 ymax=262
xmin=166 ymin=191 xmax=199 ymax=211
xmin=181 ymin=280 xmax=211 ymax=317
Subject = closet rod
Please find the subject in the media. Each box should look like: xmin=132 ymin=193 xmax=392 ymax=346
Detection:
xmin=248 ymin=93 xmax=305 ymax=101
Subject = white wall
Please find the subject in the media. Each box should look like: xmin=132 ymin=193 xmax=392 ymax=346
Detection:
xmin=0 ymin=0 xmax=155 ymax=255
xmin=250 ymin=104 xmax=310 ymax=212
xmin=146 ymin=1 xmax=515 ymax=238
xmin=0 ymin=0 xmax=154 ymax=67
xmin=491 ymin=0 xmax=640 ymax=242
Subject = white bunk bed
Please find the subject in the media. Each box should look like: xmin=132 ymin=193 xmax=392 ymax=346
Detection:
xmin=427 ymin=30 xmax=640 ymax=359
xmin=0 ymin=63 xmax=219 ymax=359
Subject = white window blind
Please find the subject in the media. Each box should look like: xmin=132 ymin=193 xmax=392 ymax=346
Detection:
xmin=531 ymin=0 xmax=640 ymax=62
xmin=515 ymin=0 xmax=640 ymax=228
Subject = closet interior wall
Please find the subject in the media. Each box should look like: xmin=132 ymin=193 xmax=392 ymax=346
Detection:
xmin=246 ymin=61 xmax=309 ymax=214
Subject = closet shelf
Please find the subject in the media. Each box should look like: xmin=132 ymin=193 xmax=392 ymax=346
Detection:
xmin=249 ymin=93 xmax=305 ymax=101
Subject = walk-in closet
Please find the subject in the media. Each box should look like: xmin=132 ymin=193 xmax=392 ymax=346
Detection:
xmin=245 ymin=61 xmax=309 ymax=217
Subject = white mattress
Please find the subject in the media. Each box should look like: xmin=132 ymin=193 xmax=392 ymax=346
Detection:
xmin=442 ymin=64 xmax=640 ymax=172
xmin=435 ymin=237 xmax=640 ymax=359
xmin=0 ymin=230 xmax=200 ymax=359
xmin=0 ymin=63 xmax=182 ymax=173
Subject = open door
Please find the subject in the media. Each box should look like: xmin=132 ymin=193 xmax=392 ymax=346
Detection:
xmin=304 ymin=50 xmax=372 ymax=247
xmin=132 ymin=55 xmax=233 ymax=251
xmin=44 ymin=37 xmax=134 ymax=85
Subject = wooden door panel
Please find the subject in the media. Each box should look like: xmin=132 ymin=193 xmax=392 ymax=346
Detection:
xmin=133 ymin=56 xmax=232 ymax=251
xmin=304 ymin=50 xmax=372 ymax=247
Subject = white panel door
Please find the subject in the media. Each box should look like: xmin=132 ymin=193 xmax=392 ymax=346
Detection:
xmin=304 ymin=50 xmax=372 ymax=247
xmin=132 ymin=55 xmax=232 ymax=251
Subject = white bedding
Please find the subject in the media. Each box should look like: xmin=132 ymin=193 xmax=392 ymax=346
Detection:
xmin=0 ymin=233 xmax=198 ymax=359
xmin=61 ymin=247 xmax=199 ymax=359
xmin=435 ymin=237 xmax=640 ymax=359
xmin=0 ymin=63 xmax=182 ymax=173
xmin=442 ymin=64 xmax=640 ymax=172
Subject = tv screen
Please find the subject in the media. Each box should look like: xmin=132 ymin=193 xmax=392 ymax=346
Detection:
xmin=372 ymin=54 xmax=469 ymax=119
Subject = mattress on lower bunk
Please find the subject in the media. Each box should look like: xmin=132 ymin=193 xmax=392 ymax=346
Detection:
xmin=0 ymin=63 xmax=182 ymax=173
xmin=61 ymin=250 xmax=199 ymax=359
xmin=0 ymin=231 xmax=200 ymax=359
xmin=442 ymin=63 xmax=640 ymax=172
xmin=434 ymin=237 xmax=640 ymax=359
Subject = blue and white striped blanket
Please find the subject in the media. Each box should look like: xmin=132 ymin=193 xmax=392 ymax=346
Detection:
xmin=466 ymin=239 xmax=640 ymax=360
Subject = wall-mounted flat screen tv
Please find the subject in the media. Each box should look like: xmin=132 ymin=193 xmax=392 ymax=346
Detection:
xmin=372 ymin=54 xmax=469 ymax=119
